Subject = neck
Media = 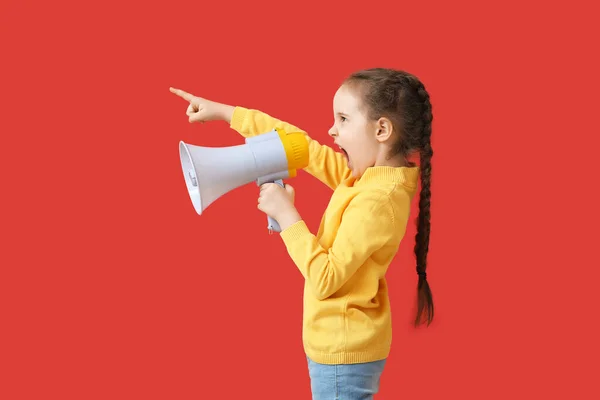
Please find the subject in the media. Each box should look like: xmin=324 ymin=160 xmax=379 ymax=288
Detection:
xmin=374 ymin=150 xmax=408 ymax=168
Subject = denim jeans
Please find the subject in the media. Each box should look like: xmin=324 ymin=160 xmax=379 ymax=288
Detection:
xmin=306 ymin=356 xmax=387 ymax=400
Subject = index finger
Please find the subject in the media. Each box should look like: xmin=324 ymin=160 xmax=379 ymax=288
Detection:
xmin=169 ymin=87 xmax=195 ymax=102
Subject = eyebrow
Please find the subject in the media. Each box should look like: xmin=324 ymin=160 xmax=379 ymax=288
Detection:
xmin=335 ymin=112 xmax=349 ymax=117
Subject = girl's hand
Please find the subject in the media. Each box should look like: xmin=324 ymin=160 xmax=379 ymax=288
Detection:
xmin=169 ymin=87 xmax=234 ymax=124
xmin=258 ymin=183 xmax=302 ymax=231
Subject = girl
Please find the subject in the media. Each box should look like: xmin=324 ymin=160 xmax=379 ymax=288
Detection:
xmin=170 ymin=67 xmax=434 ymax=400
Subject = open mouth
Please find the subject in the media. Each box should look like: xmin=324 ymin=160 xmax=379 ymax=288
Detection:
xmin=338 ymin=145 xmax=350 ymax=163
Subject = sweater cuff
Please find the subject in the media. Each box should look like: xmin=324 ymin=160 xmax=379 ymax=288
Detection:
xmin=280 ymin=220 xmax=311 ymax=244
xmin=230 ymin=106 xmax=248 ymax=131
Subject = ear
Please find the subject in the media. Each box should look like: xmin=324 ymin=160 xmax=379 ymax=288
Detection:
xmin=375 ymin=117 xmax=394 ymax=143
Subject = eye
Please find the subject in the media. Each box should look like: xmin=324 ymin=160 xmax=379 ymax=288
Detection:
xmin=340 ymin=116 xmax=347 ymax=122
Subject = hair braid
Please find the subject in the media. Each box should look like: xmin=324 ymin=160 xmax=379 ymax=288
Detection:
xmin=414 ymin=82 xmax=434 ymax=325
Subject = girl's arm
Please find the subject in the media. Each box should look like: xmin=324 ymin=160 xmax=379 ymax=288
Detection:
xmin=279 ymin=190 xmax=404 ymax=300
xmin=228 ymin=106 xmax=352 ymax=190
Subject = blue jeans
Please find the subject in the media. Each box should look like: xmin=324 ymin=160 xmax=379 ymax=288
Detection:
xmin=306 ymin=356 xmax=387 ymax=399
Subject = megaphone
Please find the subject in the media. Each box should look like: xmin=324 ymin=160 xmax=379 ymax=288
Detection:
xmin=179 ymin=128 xmax=309 ymax=233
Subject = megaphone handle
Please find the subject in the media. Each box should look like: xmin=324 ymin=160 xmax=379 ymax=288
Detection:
xmin=267 ymin=179 xmax=285 ymax=234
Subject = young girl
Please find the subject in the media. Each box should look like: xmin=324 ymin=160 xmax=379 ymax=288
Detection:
xmin=170 ymin=67 xmax=434 ymax=399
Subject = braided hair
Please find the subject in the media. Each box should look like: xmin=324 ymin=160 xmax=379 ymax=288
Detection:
xmin=343 ymin=68 xmax=435 ymax=327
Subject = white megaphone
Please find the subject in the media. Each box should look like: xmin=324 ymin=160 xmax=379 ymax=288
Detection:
xmin=179 ymin=128 xmax=309 ymax=233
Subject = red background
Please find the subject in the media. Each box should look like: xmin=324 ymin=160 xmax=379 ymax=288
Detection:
xmin=1 ymin=0 xmax=599 ymax=399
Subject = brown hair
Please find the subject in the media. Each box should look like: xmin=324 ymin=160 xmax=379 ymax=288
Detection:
xmin=344 ymin=68 xmax=435 ymax=327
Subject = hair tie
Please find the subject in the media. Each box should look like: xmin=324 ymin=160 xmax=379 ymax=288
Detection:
xmin=417 ymin=271 xmax=427 ymax=279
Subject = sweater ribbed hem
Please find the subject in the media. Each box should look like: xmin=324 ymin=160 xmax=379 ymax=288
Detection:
xmin=280 ymin=220 xmax=310 ymax=243
xmin=356 ymin=165 xmax=420 ymax=190
xmin=305 ymin=346 xmax=391 ymax=365
xmin=229 ymin=106 xmax=249 ymax=134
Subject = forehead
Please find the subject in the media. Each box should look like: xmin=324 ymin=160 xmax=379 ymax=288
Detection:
xmin=333 ymin=85 xmax=364 ymax=115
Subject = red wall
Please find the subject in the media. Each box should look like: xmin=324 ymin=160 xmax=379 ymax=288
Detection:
xmin=1 ymin=0 xmax=598 ymax=398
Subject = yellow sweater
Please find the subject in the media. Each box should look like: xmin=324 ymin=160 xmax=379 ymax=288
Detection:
xmin=230 ymin=106 xmax=420 ymax=365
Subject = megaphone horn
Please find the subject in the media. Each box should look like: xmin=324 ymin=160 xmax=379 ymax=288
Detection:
xmin=179 ymin=128 xmax=309 ymax=233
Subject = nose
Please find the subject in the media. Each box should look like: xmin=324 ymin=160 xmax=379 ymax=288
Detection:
xmin=328 ymin=125 xmax=337 ymax=137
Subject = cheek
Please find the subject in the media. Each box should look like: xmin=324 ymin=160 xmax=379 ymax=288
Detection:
xmin=354 ymin=135 xmax=376 ymax=154
xmin=357 ymin=141 xmax=379 ymax=167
